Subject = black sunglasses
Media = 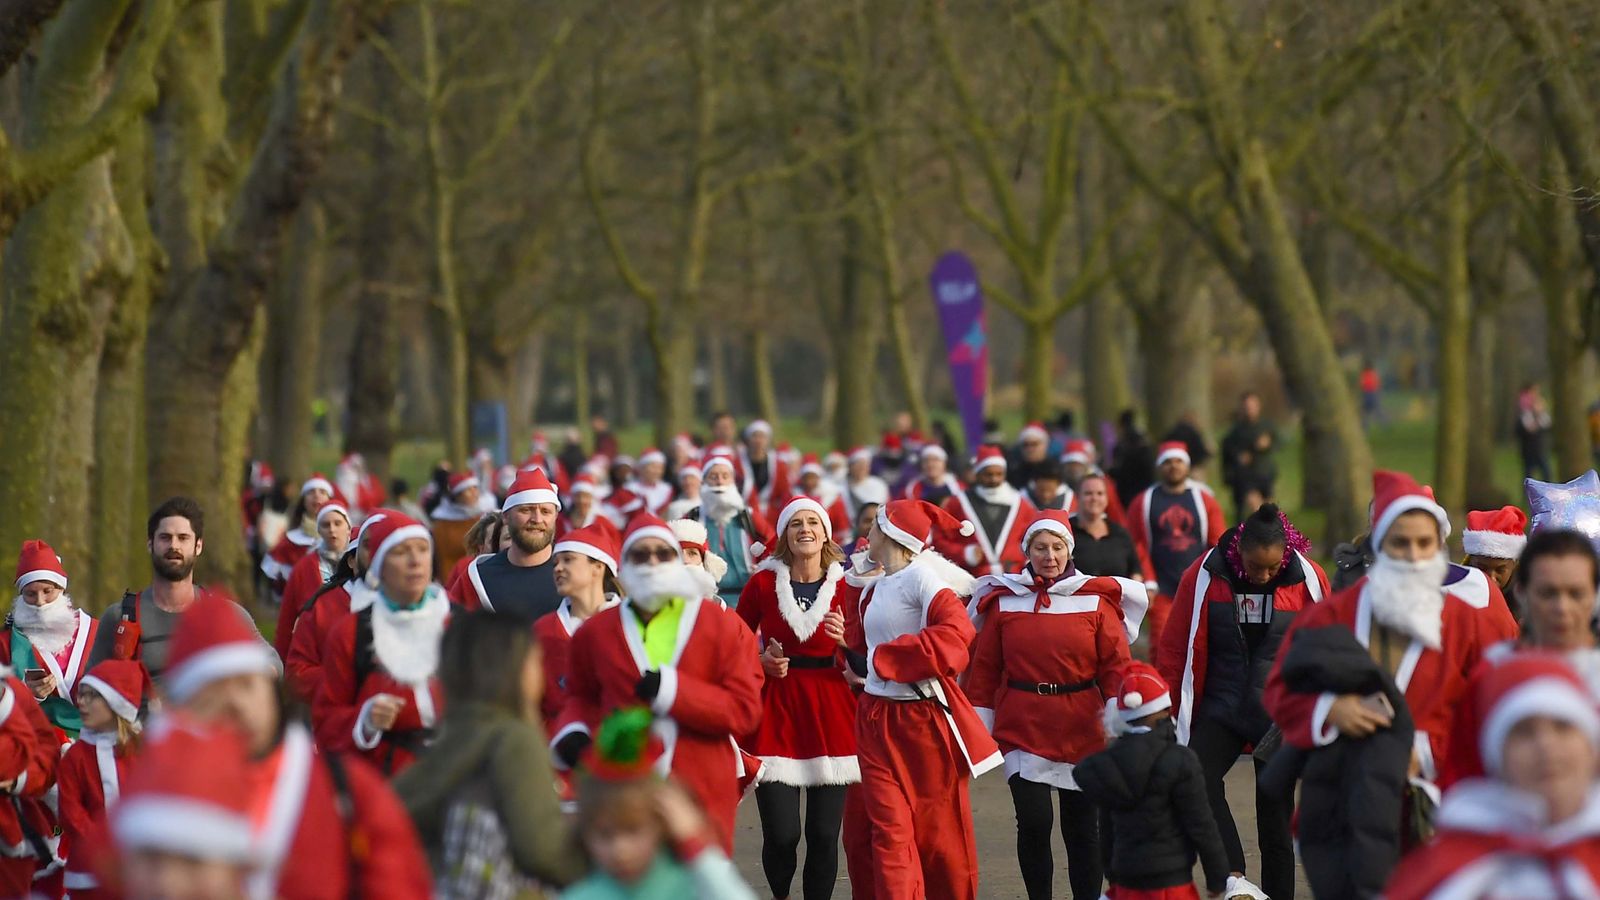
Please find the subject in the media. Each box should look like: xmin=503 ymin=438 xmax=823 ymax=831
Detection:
xmin=627 ymin=547 xmax=679 ymax=565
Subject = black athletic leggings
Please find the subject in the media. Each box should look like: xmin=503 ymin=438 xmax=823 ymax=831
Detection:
xmin=754 ymin=782 xmax=847 ymax=900
xmin=1008 ymin=774 xmax=1103 ymax=900
xmin=1189 ymin=716 xmax=1295 ymax=900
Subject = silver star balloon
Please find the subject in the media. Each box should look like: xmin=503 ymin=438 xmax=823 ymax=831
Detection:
xmin=1526 ymin=470 xmax=1600 ymax=554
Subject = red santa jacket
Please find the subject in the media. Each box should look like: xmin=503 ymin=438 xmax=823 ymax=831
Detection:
xmin=0 ymin=680 xmax=60 ymax=888
xmin=844 ymin=551 xmax=1002 ymax=778
xmin=531 ymin=598 xmax=619 ymax=736
xmin=312 ymin=589 xmax=448 ymax=776
xmin=942 ymin=489 xmax=1038 ymax=577
xmin=552 ymin=597 xmax=763 ymax=850
xmin=966 ymin=572 xmax=1143 ymax=776
xmin=1157 ymin=545 xmax=1329 ymax=745
xmin=285 ymin=582 xmax=352 ymax=703
xmin=263 ymin=528 xmax=318 ymax=594
xmin=1125 ymin=482 xmax=1227 ymax=587
xmin=275 ymin=549 xmax=336 ymax=661
xmin=739 ymin=449 xmax=790 ymax=522
xmin=59 ymin=731 xmax=131 ymax=896
xmin=246 ymin=723 xmax=432 ymax=900
xmin=1264 ymin=579 xmax=1490 ymax=784
xmin=0 ymin=609 xmax=99 ymax=727
xmin=1384 ymin=779 xmax=1600 ymax=900
xmin=1442 ymin=563 xmax=1521 ymax=644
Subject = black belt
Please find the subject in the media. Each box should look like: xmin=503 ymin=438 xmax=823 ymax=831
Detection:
xmin=1008 ymin=678 xmax=1096 ymax=696
xmin=787 ymin=655 xmax=836 ymax=670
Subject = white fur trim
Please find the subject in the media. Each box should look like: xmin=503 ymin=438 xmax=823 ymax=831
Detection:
xmin=920 ymin=445 xmax=948 ymax=461
xmin=910 ymin=550 xmax=978 ymax=598
xmin=78 ymin=675 xmax=137 ymax=723
xmin=701 ymin=456 xmax=736 ymax=479
xmin=703 ymin=552 xmax=728 ymax=583
xmin=113 ymin=798 xmax=255 ymax=861
xmin=669 ymin=519 xmax=709 ymax=547
xmin=315 ymin=503 xmax=351 ymax=528
xmin=1373 ymin=494 xmax=1452 ymax=548
xmin=1482 ymin=677 xmax=1600 ymax=775
xmin=365 ymin=524 xmax=433 ymax=588
xmin=621 ymin=525 xmax=681 ymax=556
xmin=448 ymin=476 xmax=480 ymax=496
xmin=1463 ymin=530 xmax=1527 ymax=560
xmin=1156 ymin=447 xmax=1190 ymax=467
xmin=1310 ymin=692 xmax=1341 ymax=747
xmin=549 ymin=721 xmax=590 ymax=771
xmin=164 ymin=642 xmax=278 ymax=702
xmin=652 ymin=665 xmax=680 ymax=716
xmin=763 ymin=559 xmax=843 ymax=641
xmin=13 ymin=570 xmax=65 ymax=590
xmin=353 ymin=696 xmax=385 ymax=750
xmin=501 ymin=488 xmax=561 ymax=512
xmin=745 ymin=420 xmax=773 ymax=437
xmin=1021 ymin=517 xmax=1073 ymax=555
xmin=552 ymin=538 xmax=618 ymax=576
xmin=301 ymin=477 xmax=334 ymax=497
xmin=1119 ymin=693 xmax=1171 ymax=722
xmin=0 ymin=685 xmax=14 ymax=728
xmin=777 ymin=497 xmax=833 ymax=541
xmin=974 ymin=455 xmax=1007 ymax=473
xmin=877 ymin=507 xmax=926 ymax=554
xmin=755 ymin=755 xmax=861 ymax=787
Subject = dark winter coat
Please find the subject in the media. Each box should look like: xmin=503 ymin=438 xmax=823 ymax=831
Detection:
xmin=1074 ymin=718 xmax=1230 ymax=893
xmin=1331 ymin=534 xmax=1375 ymax=592
xmin=1259 ymin=626 xmax=1412 ymax=900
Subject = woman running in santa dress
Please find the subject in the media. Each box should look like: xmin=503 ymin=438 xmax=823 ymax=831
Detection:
xmin=533 ymin=520 xmax=622 ymax=734
xmin=843 ymin=499 xmax=1001 ymax=900
xmin=736 ymin=498 xmax=858 ymax=900
xmin=965 ymin=509 xmax=1147 ymax=900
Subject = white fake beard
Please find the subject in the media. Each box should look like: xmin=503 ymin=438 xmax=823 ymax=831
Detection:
xmin=12 ymin=594 xmax=78 ymax=656
xmin=974 ymin=482 xmax=1018 ymax=505
xmin=1367 ymin=551 xmax=1448 ymax=651
xmin=702 ymin=485 xmax=746 ymax=522
xmin=620 ymin=561 xmax=716 ymax=612
xmin=371 ymin=589 xmax=448 ymax=686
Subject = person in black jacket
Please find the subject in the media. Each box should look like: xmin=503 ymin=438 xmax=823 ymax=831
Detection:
xmin=1069 ymin=473 xmax=1148 ymax=581
xmin=1075 ymin=662 xmax=1230 ymax=899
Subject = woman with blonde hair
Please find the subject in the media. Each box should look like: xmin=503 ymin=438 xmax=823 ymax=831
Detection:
xmin=736 ymin=498 xmax=859 ymax=900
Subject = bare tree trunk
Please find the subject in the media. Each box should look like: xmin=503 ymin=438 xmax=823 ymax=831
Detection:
xmin=1537 ymin=148 xmax=1592 ymax=481
xmin=1138 ymin=285 xmax=1214 ymax=438
xmin=1021 ymin=300 xmax=1056 ymax=421
xmin=0 ymin=0 xmax=136 ymax=579
xmin=884 ymin=293 xmax=928 ymax=432
xmin=260 ymin=200 xmax=325 ymax=479
xmin=1465 ymin=315 xmax=1498 ymax=501
xmin=91 ymin=123 xmax=155 ymax=611
xmin=707 ymin=331 xmax=729 ymax=413
xmin=751 ymin=329 xmax=779 ymax=425
xmin=1432 ymin=173 xmax=1471 ymax=524
xmin=1083 ymin=290 xmax=1134 ymax=440
xmin=508 ymin=335 xmax=544 ymax=448
xmin=572 ymin=310 xmax=592 ymax=446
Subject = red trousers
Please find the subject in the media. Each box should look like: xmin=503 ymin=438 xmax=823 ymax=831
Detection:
xmin=1144 ymin=593 xmax=1175 ymax=655
xmin=856 ymin=695 xmax=979 ymax=900
xmin=842 ymin=784 xmax=876 ymax=900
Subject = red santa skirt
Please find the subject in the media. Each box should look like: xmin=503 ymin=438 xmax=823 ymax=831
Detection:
xmin=751 ymin=667 xmax=859 ymax=786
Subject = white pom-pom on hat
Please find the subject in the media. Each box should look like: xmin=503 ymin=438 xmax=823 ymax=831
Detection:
xmin=1123 ymin=692 xmax=1143 ymax=709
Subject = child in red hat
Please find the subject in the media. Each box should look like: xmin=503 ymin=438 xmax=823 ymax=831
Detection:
xmin=59 ymin=660 xmax=147 ymax=899
xmin=1074 ymin=662 xmax=1233 ymax=900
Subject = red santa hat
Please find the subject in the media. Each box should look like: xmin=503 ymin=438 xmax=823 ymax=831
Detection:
xmin=667 ymin=519 xmax=728 ymax=582
xmin=163 ymin=593 xmax=280 ymax=703
xmin=13 ymin=539 xmax=67 ymax=590
xmin=774 ymin=496 xmax=834 ymax=543
xmin=1110 ymin=661 xmax=1173 ymax=724
xmin=553 ymin=520 xmax=622 ymax=576
xmin=620 ymin=513 xmax=681 ymax=558
xmin=973 ymin=445 xmax=1007 ymax=474
xmin=876 ymin=499 xmax=974 ymax=555
xmin=502 ymin=468 xmax=562 ymax=513
xmin=1477 ymin=652 xmax=1600 ymax=777
xmin=301 ymin=472 xmax=334 ymax=497
xmin=881 ymin=432 xmax=903 ymax=453
xmin=1463 ymin=506 xmax=1529 ymax=560
xmin=745 ymin=420 xmax=773 ymax=438
xmin=315 ymin=500 xmax=351 ymax=529
xmin=447 ymin=472 xmax=479 ymax=497
xmin=798 ymin=453 xmax=825 ymax=479
xmin=77 ymin=659 xmax=149 ymax=724
xmin=1060 ymin=439 xmax=1096 ymax=466
xmin=675 ymin=465 xmax=701 ymax=486
xmin=637 ymin=447 xmax=667 ymax=468
xmin=848 ymin=446 xmax=873 ymax=466
xmin=1371 ymin=469 xmax=1451 ymax=548
xmin=701 ymin=450 xmax=737 ymax=480
xmin=920 ymin=444 xmax=948 ymax=463
xmin=824 ymin=451 xmax=847 ymax=469
xmin=530 ymin=430 xmax=550 ymax=452
xmin=1018 ymin=421 xmax=1049 ymax=444
xmin=570 ymin=474 xmax=599 ymax=496
xmin=1021 ymin=509 xmax=1075 ymax=556
xmin=1155 ymin=441 xmax=1190 ymax=467
xmin=360 ymin=511 xmax=433 ymax=588
xmin=113 ymin=719 xmax=256 ymax=862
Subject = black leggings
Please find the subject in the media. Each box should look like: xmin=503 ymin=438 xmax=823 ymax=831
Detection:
xmin=1189 ymin=717 xmax=1295 ymax=900
xmin=754 ymin=782 xmax=847 ymax=900
xmin=1008 ymin=774 xmax=1103 ymax=900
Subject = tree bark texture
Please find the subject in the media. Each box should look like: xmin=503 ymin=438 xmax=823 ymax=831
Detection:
xmin=1136 ymin=285 xmax=1213 ymax=439
xmin=1083 ymin=290 xmax=1134 ymax=442
xmin=259 ymin=199 xmax=325 ymax=480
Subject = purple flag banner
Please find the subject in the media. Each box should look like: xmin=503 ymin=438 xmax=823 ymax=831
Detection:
xmin=929 ymin=251 xmax=989 ymax=456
